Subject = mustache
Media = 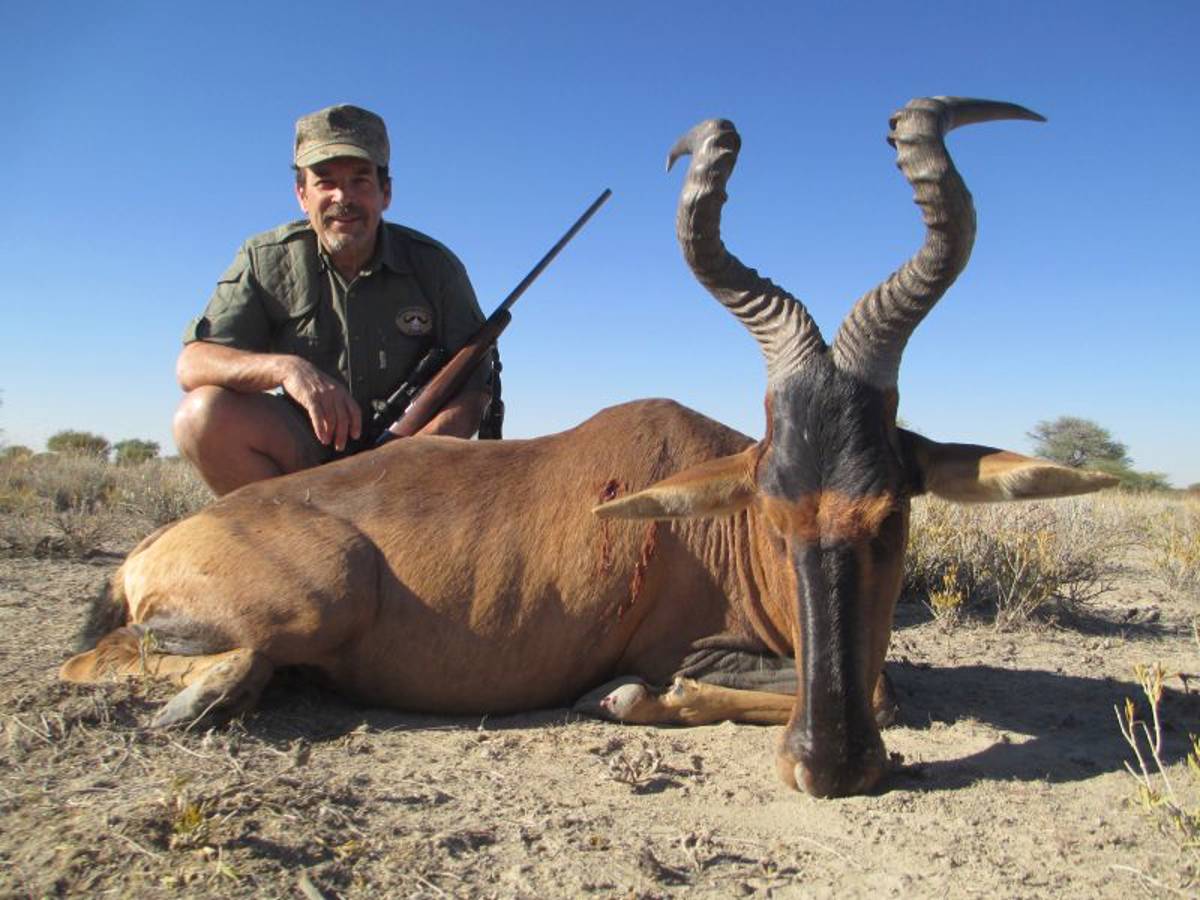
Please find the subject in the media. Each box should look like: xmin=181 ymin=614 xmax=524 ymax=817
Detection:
xmin=324 ymin=203 xmax=363 ymax=221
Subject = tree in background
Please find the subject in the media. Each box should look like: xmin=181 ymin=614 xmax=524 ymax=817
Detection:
xmin=0 ymin=445 xmax=33 ymax=461
xmin=1029 ymin=416 xmax=1169 ymax=491
xmin=1028 ymin=416 xmax=1130 ymax=469
xmin=46 ymin=430 xmax=111 ymax=458
xmin=113 ymin=439 xmax=160 ymax=466
xmin=1085 ymin=459 xmax=1171 ymax=492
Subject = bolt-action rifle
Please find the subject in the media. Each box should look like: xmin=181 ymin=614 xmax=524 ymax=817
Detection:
xmin=372 ymin=188 xmax=612 ymax=446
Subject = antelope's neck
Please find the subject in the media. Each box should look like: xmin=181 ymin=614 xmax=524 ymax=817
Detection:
xmin=682 ymin=508 xmax=794 ymax=657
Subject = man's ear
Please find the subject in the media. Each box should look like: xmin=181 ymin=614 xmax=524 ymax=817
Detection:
xmin=593 ymin=447 xmax=758 ymax=520
xmin=294 ymin=178 xmax=309 ymax=215
xmin=900 ymin=429 xmax=1119 ymax=503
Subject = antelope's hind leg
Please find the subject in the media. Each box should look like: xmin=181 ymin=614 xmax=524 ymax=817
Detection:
xmin=151 ymin=648 xmax=274 ymax=728
xmin=60 ymin=627 xmax=275 ymax=728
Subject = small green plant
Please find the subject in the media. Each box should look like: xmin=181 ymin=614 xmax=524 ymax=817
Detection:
xmin=926 ymin=561 xmax=966 ymax=629
xmin=1116 ymin=653 xmax=1200 ymax=854
xmin=164 ymin=777 xmax=212 ymax=851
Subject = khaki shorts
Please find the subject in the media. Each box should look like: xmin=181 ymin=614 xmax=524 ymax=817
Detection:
xmin=273 ymin=393 xmax=373 ymax=468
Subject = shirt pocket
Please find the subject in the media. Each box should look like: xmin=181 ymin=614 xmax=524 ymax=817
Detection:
xmin=273 ymin=303 xmax=334 ymax=363
xmin=377 ymin=303 xmax=436 ymax=379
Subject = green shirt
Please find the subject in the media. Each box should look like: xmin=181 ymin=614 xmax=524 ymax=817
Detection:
xmin=185 ymin=220 xmax=489 ymax=416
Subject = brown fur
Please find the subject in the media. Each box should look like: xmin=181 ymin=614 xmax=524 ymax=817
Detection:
xmin=758 ymin=491 xmax=896 ymax=544
xmin=63 ymin=401 xmax=781 ymax=715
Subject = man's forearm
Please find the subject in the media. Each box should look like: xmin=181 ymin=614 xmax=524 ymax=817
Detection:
xmin=418 ymin=388 xmax=491 ymax=439
xmin=177 ymin=341 xmax=291 ymax=393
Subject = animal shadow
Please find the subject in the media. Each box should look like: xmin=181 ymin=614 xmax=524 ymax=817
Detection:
xmin=887 ymin=660 xmax=1199 ymax=792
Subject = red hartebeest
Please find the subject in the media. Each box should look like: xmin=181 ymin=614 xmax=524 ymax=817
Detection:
xmin=62 ymin=98 xmax=1114 ymax=797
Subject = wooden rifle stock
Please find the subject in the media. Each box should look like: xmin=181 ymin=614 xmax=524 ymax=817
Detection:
xmin=379 ymin=310 xmax=511 ymax=441
xmin=375 ymin=188 xmax=611 ymax=446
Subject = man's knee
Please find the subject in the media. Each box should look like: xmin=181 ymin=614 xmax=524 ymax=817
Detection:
xmin=173 ymin=386 xmax=239 ymax=457
xmin=174 ymin=387 xmax=323 ymax=477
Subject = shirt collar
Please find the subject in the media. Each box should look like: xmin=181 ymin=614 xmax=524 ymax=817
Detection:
xmin=315 ymin=222 xmax=411 ymax=278
xmin=373 ymin=222 xmax=412 ymax=275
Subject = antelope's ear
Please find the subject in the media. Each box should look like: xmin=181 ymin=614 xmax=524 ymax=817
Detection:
xmin=593 ymin=447 xmax=758 ymax=520
xmin=900 ymin=430 xmax=1119 ymax=503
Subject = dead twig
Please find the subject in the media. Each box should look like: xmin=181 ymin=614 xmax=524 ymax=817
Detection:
xmin=1109 ymin=864 xmax=1192 ymax=898
xmin=297 ymin=871 xmax=329 ymax=900
xmin=5 ymin=714 xmax=54 ymax=746
xmin=109 ymin=828 xmax=163 ymax=860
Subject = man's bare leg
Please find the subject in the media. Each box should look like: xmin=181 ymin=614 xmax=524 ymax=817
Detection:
xmin=173 ymin=387 xmax=324 ymax=496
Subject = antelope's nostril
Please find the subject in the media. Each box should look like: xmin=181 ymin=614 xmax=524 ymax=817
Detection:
xmin=778 ymin=740 xmax=890 ymax=798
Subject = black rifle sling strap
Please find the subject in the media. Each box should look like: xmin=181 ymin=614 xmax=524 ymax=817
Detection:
xmin=405 ymin=234 xmax=504 ymax=440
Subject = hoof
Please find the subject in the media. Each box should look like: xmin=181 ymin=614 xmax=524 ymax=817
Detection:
xmin=152 ymin=650 xmax=272 ymax=729
xmin=573 ymin=677 xmax=652 ymax=722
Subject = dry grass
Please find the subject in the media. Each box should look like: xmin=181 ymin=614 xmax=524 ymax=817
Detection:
xmin=905 ymin=493 xmax=1149 ymax=630
xmin=1145 ymin=495 xmax=1200 ymax=602
xmin=3 ymin=471 xmax=1200 ymax=895
xmin=0 ymin=454 xmax=211 ymax=558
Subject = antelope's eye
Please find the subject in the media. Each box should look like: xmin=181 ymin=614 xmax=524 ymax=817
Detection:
xmin=869 ymin=512 xmax=904 ymax=563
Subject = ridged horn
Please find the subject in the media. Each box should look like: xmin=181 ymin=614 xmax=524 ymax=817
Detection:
xmin=669 ymin=119 xmax=826 ymax=384
xmin=831 ymin=97 xmax=1045 ymax=390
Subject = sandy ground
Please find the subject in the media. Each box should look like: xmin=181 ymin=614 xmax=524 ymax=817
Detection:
xmin=1 ymin=539 xmax=1197 ymax=898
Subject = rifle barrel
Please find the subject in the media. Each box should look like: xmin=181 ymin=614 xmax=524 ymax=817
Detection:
xmin=494 ymin=188 xmax=611 ymax=318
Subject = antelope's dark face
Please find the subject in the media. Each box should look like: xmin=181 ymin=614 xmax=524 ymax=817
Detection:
xmin=759 ymin=362 xmax=910 ymax=796
xmin=596 ymin=99 xmax=1115 ymax=797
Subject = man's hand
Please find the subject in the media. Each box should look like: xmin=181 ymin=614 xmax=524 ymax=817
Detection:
xmin=278 ymin=357 xmax=362 ymax=451
xmin=177 ymin=343 xmax=362 ymax=452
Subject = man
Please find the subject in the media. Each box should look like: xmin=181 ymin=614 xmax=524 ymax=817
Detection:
xmin=175 ymin=104 xmax=494 ymax=495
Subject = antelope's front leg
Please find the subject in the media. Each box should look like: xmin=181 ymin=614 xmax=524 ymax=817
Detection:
xmin=574 ymin=676 xmax=794 ymax=726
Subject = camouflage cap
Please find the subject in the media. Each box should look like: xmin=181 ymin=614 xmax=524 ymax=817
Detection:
xmin=294 ymin=104 xmax=390 ymax=169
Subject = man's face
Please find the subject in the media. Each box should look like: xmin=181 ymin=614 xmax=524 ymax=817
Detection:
xmin=295 ymin=157 xmax=391 ymax=263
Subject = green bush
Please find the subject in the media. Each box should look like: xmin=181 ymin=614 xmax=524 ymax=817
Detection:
xmin=46 ymin=430 xmax=110 ymax=458
xmin=1088 ymin=458 xmax=1172 ymax=493
xmin=113 ymin=438 xmax=160 ymax=466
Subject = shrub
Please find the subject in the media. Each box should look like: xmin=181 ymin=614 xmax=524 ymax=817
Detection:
xmin=46 ymin=430 xmax=111 ymax=458
xmin=1088 ymin=458 xmax=1172 ymax=493
xmin=905 ymin=494 xmax=1133 ymax=629
xmin=113 ymin=439 xmax=160 ymax=466
xmin=1146 ymin=497 xmax=1200 ymax=601
xmin=0 ymin=454 xmax=118 ymax=557
xmin=0 ymin=453 xmax=210 ymax=557
xmin=116 ymin=458 xmax=212 ymax=526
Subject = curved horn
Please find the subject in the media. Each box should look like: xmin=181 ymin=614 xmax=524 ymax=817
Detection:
xmin=831 ymin=97 xmax=1045 ymax=389
xmin=669 ymin=119 xmax=826 ymax=384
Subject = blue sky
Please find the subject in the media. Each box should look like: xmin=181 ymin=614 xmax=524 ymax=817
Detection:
xmin=3 ymin=2 xmax=1197 ymax=485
